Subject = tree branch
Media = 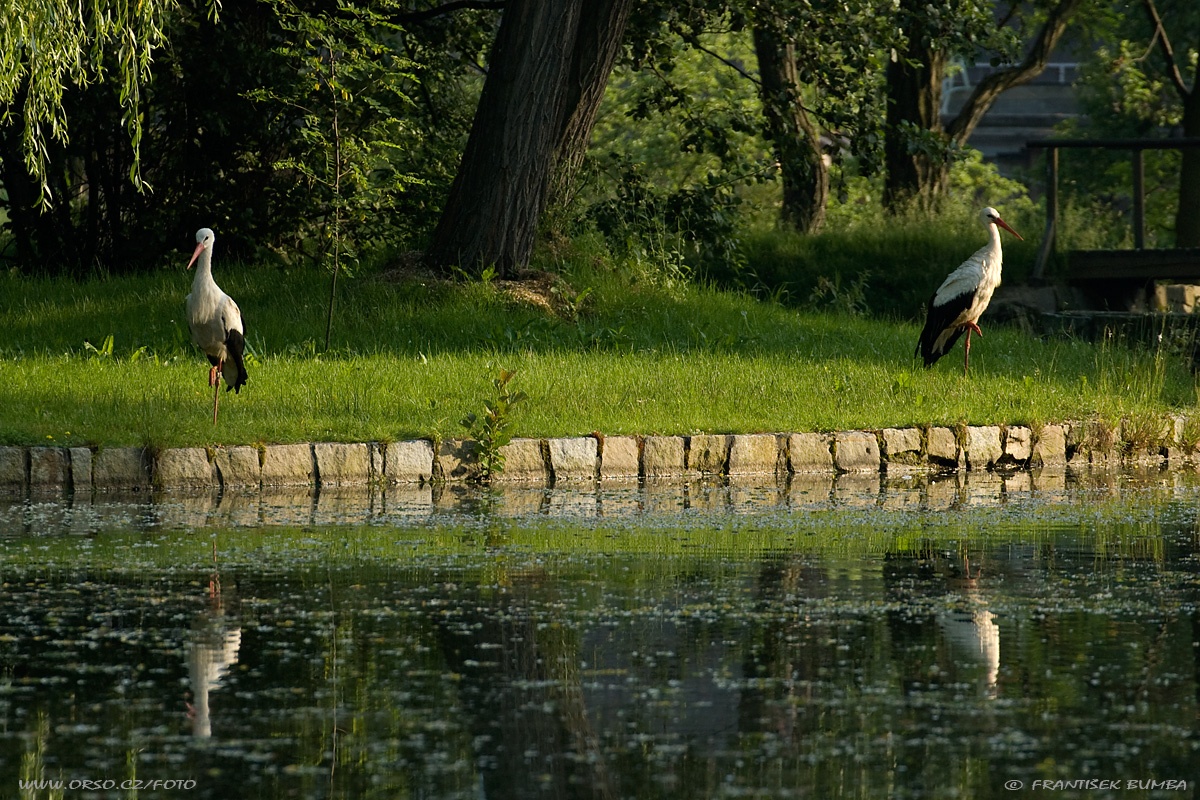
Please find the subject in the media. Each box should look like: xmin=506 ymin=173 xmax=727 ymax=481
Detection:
xmin=693 ymin=40 xmax=760 ymax=86
xmin=1140 ymin=0 xmax=1190 ymax=100
xmin=396 ymin=0 xmax=505 ymax=25
xmin=945 ymin=0 xmax=1083 ymax=144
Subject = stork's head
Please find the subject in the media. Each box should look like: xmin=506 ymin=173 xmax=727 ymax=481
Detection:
xmin=188 ymin=228 xmax=216 ymax=269
xmin=981 ymin=207 xmax=1022 ymax=240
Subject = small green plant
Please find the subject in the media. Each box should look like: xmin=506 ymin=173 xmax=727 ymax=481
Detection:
xmin=805 ymin=272 xmax=870 ymax=316
xmin=84 ymin=335 xmax=115 ymax=360
xmin=460 ymin=369 xmax=528 ymax=483
xmin=552 ymin=284 xmax=593 ymax=321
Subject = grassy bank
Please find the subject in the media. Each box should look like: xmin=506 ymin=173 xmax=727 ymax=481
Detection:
xmin=0 ymin=239 xmax=1195 ymax=449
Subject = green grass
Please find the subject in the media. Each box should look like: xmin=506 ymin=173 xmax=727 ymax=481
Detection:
xmin=0 ymin=239 xmax=1195 ymax=448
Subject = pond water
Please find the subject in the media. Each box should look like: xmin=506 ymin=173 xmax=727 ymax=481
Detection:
xmin=0 ymin=469 xmax=1197 ymax=799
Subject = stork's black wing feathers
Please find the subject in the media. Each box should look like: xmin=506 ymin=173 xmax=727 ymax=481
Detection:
xmin=224 ymin=329 xmax=249 ymax=393
xmin=915 ymin=290 xmax=973 ymax=367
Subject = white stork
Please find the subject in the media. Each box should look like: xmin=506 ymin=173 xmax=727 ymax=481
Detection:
xmin=916 ymin=207 xmax=1023 ymax=373
xmin=186 ymin=228 xmax=247 ymax=424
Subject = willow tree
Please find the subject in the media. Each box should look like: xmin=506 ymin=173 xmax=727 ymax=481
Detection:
xmin=0 ymin=0 xmax=220 ymax=271
xmin=0 ymin=0 xmax=209 ymax=200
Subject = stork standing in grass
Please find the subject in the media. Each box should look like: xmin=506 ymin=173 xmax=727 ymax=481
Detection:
xmin=186 ymin=228 xmax=247 ymax=424
xmin=916 ymin=207 xmax=1023 ymax=373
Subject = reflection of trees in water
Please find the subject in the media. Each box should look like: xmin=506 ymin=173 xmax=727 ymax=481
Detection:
xmin=738 ymin=555 xmax=829 ymax=741
xmin=436 ymin=569 xmax=615 ymax=800
xmin=186 ymin=573 xmax=241 ymax=738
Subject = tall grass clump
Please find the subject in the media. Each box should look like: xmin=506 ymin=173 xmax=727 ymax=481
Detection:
xmin=732 ymin=209 xmax=1040 ymax=319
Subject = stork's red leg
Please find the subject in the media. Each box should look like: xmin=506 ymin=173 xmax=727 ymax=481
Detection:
xmin=212 ymin=358 xmax=223 ymax=425
xmin=966 ymin=320 xmax=983 ymax=337
xmin=209 ymin=365 xmax=219 ymax=387
xmin=963 ymin=328 xmax=972 ymax=374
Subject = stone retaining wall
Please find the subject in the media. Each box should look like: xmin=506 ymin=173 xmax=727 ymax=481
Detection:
xmin=0 ymin=418 xmax=1194 ymax=493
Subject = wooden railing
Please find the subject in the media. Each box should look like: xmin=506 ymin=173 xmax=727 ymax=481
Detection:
xmin=1026 ymin=137 xmax=1200 ymax=281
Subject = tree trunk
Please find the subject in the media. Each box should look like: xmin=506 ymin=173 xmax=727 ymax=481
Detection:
xmin=546 ymin=0 xmax=633 ymax=211
xmin=883 ymin=42 xmax=947 ymax=213
xmin=1140 ymin=0 xmax=1200 ymax=245
xmin=752 ymin=23 xmax=829 ymax=233
xmin=427 ymin=0 xmax=630 ymax=278
xmin=1176 ymin=80 xmax=1200 ymax=247
xmin=426 ymin=0 xmax=582 ymax=278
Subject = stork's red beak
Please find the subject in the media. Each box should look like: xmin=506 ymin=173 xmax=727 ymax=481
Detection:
xmin=995 ymin=217 xmax=1023 ymax=240
xmin=187 ymin=241 xmax=206 ymax=270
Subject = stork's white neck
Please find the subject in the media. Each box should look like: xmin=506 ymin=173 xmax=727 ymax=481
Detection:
xmin=192 ymin=246 xmax=216 ymax=290
xmin=988 ymin=221 xmax=1003 ymax=249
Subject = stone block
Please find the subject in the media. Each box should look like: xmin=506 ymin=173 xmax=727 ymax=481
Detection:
xmin=69 ymin=447 xmax=92 ymax=491
xmin=643 ymin=436 xmax=687 ymax=478
xmin=1004 ymin=471 xmax=1032 ymax=495
xmin=728 ymin=434 xmax=780 ymax=475
xmin=881 ymin=428 xmax=923 ymax=466
xmin=834 ymin=472 xmax=879 ymax=506
xmin=599 ymin=436 xmax=640 ymax=479
xmin=787 ymin=473 xmax=833 ymax=505
xmin=93 ymin=447 xmax=150 ymax=488
xmin=386 ymin=439 xmax=434 ymax=483
xmin=29 ymin=447 xmax=68 ymax=487
xmin=1003 ymin=426 xmax=1033 ymax=463
xmin=154 ymin=448 xmax=217 ymax=489
xmin=492 ymin=485 xmax=548 ymax=516
xmin=926 ymin=427 xmax=962 ymax=468
xmin=383 ymin=484 xmax=434 ymax=518
xmin=213 ymin=445 xmax=262 ymax=487
xmin=547 ymin=437 xmax=596 ymax=482
xmin=1033 ymin=424 xmax=1067 ymax=466
xmin=437 ymin=439 xmax=479 ymax=482
xmin=688 ymin=434 xmax=729 ymax=474
xmin=314 ymin=442 xmax=372 ymax=485
xmin=925 ymin=473 xmax=963 ymax=510
xmin=787 ymin=433 xmax=833 ymax=473
xmin=261 ymin=443 xmax=315 ymax=486
xmin=0 ymin=446 xmax=26 ymax=489
xmin=965 ymin=426 xmax=1003 ymax=471
xmin=963 ymin=471 xmax=1003 ymax=504
xmin=495 ymin=438 xmax=549 ymax=483
xmin=834 ymin=431 xmax=880 ymax=473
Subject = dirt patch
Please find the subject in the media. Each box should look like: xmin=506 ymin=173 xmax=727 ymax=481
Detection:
xmin=380 ymin=253 xmax=581 ymax=318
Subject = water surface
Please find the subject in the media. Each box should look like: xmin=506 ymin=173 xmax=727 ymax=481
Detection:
xmin=1 ymin=469 xmax=1197 ymax=799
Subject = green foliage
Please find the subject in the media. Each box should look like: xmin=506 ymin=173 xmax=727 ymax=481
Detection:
xmin=583 ymin=162 xmax=745 ymax=282
xmin=460 ymin=369 xmax=528 ymax=482
xmin=1053 ymin=0 xmax=1200 ymax=247
xmin=0 ymin=0 xmax=480 ymax=276
xmin=248 ymin=1 xmax=423 ymax=268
